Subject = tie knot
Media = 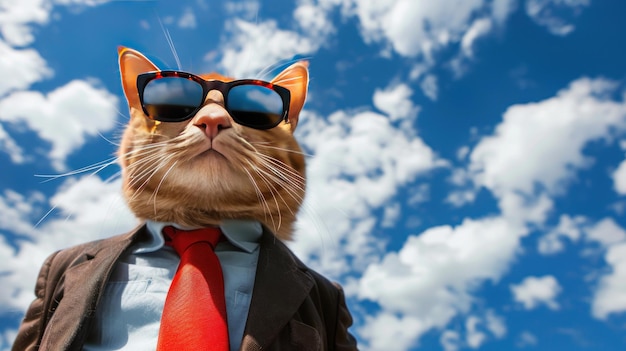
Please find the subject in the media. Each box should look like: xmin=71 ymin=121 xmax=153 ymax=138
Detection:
xmin=163 ymin=226 xmax=223 ymax=255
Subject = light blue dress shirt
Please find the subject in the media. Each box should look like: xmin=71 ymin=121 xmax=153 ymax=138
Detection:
xmin=83 ymin=220 xmax=262 ymax=351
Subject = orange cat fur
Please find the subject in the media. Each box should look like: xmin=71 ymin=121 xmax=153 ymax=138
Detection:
xmin=117 ymin=47 xmax=308 ymax=240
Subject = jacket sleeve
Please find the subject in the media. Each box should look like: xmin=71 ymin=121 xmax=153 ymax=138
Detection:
xmin=12 ymin=251 xmax=59 ymax=351
xmin=333 ymin=283 xmax=358 ymax=351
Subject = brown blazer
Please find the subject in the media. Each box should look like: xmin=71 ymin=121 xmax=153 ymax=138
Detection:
xmin=12 ymin=225 xmax=358 ymax=351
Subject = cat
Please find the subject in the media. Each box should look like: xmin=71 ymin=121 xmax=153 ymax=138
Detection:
xmin=118 ymin=47 xmax=308 ymax=240
xmin=12 ymin=47 xmax=358 ymax=351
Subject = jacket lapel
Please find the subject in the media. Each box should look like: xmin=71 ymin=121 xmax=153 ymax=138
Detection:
xmin=40 ymin=226 xmax=145 ymax=350
xmin=241 ymin=229 xmax=314 ymax=350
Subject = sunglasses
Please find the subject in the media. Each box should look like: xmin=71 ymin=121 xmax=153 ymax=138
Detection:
xmin=136 ymin=71 xmax=291 ymax=130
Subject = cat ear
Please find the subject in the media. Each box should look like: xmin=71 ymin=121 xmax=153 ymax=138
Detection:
xmin=271 ymin=61 xmax=309 ymax=132
xmin=118 ymin=47 xmax=160 ymax=110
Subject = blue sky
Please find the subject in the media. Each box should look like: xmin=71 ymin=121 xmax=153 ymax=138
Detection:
xmin=1 ymin=0 xmax=626 ymax=350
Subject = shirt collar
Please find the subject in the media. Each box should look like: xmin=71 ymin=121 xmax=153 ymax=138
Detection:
xmin=135 ymin=220 xmax=263 ymax=254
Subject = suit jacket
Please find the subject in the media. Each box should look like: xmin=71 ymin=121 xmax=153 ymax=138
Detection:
xmin=12 ymin=225 xmax=358 ymax=351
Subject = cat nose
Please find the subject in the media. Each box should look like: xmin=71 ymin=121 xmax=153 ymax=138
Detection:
xmin=193 ymin=107 xmax=232 ymax=139
xmin=193 ymin=92 xmax=232 ymax=139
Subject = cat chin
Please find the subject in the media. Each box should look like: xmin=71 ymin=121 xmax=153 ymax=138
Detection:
xmin=128 ymin=199 xmax=297 ymax=241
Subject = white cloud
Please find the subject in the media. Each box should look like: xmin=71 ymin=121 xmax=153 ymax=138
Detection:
xmin=0 ymin=79 xmax=119 ymax=170
xmin=485 ymin=310 xmax=507 ymax=338
xmin=372 ymin=82 xmax=419 ymax=122
xmin=52 ymin=0 xmax=111 ymax=6
xmin=587 ymin=218 xmax=626 ymax=320
xmin=342 ymin=0 xmax=487 ymax=59
xmin=223 ymin=0 xmax=260 ymax=21
xmin=292 ymin=107 xmax=445 ymax=277
xmin=466 ymin=316 xmax=486 ymax=348
xmin=381 ymin=202 xmax=400 ymax=228
xmin=461 ymin=18 xmax=492 ymax=58
xmin=415 ymin=75 xmax=626 ymax=349
xmin=1 ymin=329 xmax=17 ymax=351
xmin=336 ymin=0 xmax=519 ymax=79
xmin=218 ymin=0 xmax=592 ymax=83
xmin=592 ymin=241 xmax=626 ymax=319
xmin=0 ymin=0 xmax=50 ymax=46
xmin=446 ymin=189 xmax=478 ymax=207
xmin=407 ymin=183 xmax=430 ymax=205
xmin=538 ymin=214 xmax=586 ymax=254
xmin=440 ymin=330 xmax=461 ymax=351
xmin=0 ymin=0 xmax=111 ymax=46
xmin=536 ymin=217 xmax=626 ymax=320
xmin=612 ymin=155 xmax=626 ymax=194
xmin=218 ymin=18 xmax=328 ymax=78
xmin=511 ymin=275 xmax=562 ymax=310
xmin=0 ymin=124 xmax=25 ymax=164
xmin=294 ymin=0 xmax=336 ymax=42
xmin=516 ymin=331 xmax=539 ymax=347
xmin=525 ymin=0 xmax=590 ymax=36
xmin=464 ymin=312 xmax=506 ymax=349
xmin=0 ymin=177 xmax=136 ymax=316
xmin=586 ymin=217 xmax=626 ymax=247
xmin=0 ymin=40 xmax=52 ymax=97
xmin=457 ymin=146 xmax=470 ymax=161
xmin=419 ymin=74 xmax=438 ymax=101
xmin=446 ymin=167 xmax=478 ymax=207
xmin=498 ymin=192 xmax=554 ymax=226
xmin=178 ymin=7 xmax=197 ymax=28
xmin=0 ymin=189 xmax=45 ymax=238
xmin=539 ymin=216 xmax=626 ymax=253
xmin=358 ymin=313 xmax=426 ymax=351
xmin=468 ymin=77 xmax=626 ymax=222
xmin=491 ymin=0 xmax=517 ymax=24
xmin=356 ymin=216 xmax=525 ymax=350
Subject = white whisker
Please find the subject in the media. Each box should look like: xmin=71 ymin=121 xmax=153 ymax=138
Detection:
xmin=256 ymin=153 xmax=306 ymax=184
xmin=156 ymin=13 xmax=182 ymax=70
xmin=272 ymin=75 xmax=306 ymax=85
xmin=150 ymin=160 xmax=178 ymax=215
xmin=246 ymin=160 xmax=282 ymax=230
xmin=252 ymin=143 xmax=315 ymax=158
xmin=257 ymin=57 xmax=312 ymax=81
xmin=33 ymin=206 xmax=58 ymax=228
xmin=243 ymin=167 xmax=272 ymax=223
xmin=34 ymin=157 xmax=119 ymax=183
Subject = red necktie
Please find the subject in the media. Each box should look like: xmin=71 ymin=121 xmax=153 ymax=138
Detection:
xmin=157 ymin=226 xmax=229 ymax=351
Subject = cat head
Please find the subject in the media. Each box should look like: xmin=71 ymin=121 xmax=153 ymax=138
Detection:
xmin=118 ymin=47 xmax=308 ymax=240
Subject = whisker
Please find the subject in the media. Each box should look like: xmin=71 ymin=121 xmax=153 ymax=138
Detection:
xmin=127 ymin=152 xmax=178 ymax=197
xmin=156 ymin=13 xmax=182 ymax=70
xmin=272 ymin=75 xmax=306 ymax=85
xmin=103 ymin=170 xmax=122 ymax=185
xmin=243 ymin=167 xmax=272 ymax=223
xmin=256 ymin=161 xmax=304 ymax=205
xmin=33 ymin=205 xmax=58 ymax=228
xmin=252 ymin=152 xmax=333 ymax=243
xmin=252 ymin=143 xmax=315 ymax=158
xmin=257 ymin=57 xmax=312 ymax=81
xmin=97 ymin=131 xmax=120 ymax=147
xmin=34 ymin=157 xmax=119 ymax=183
xmin=251 ymin=156 xmax=305 ymax=215
xmin=256 ymin=154 xmax=306 ymax=184
xmin=246 ymin=160 xmax=282 ymax=230
xmin=150 ymin=160 xmax=178 ymax=215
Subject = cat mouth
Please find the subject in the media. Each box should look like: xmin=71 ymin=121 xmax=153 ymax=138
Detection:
xmin=191 ymin=134 xmax=225 ymax=155
xmin=198 ymin=147 xmax=227 ymax=160
xmin=185 ymin=129 xmax=235 ymax=162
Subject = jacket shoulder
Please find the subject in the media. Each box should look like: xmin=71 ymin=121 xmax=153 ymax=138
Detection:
xmin=48 ymin=227 xmax=142 ymax=273
xmin=11 ymin=226 xmax=145 ymax=351
xmin=283 ymin=247 xmax=358 ymax=350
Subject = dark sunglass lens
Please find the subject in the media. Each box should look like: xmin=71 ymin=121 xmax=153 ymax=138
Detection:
xmin=143 ymin=77 xmax=203 ymax=121
xmin=227 ymin=85 xmax=284 ymax=129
